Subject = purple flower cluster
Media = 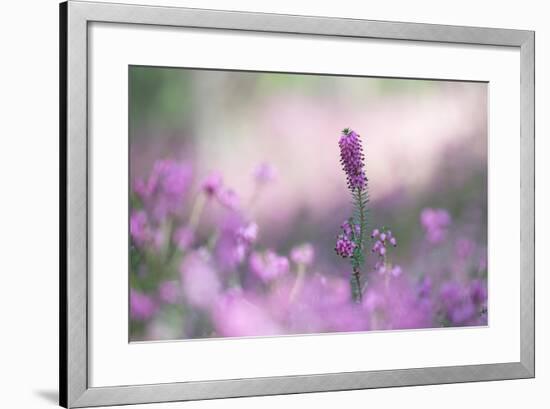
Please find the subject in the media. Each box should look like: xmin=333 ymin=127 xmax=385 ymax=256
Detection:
xmin=439 ymin=280 xmax=487 ymax=325
xmin=335 ymin=231 xmax=356 ymax=258
xmin=130 ymin=289 xmax=157 ymax=321
xmin=249 ymin=250 xmax=290 ymax=282
xmin=134 ymin=159 xmax=193 ymax=221
xmin=201 ymin=171 xmax=223 ymax=197
xmin=338 ymin=128 xmax=367 ymax=191
xmin=371 ymin=228 xmax=397 ymax=257
xmin=200 ymin=170 xmax=240 ymax=210
xmin=371 ymin=228 xmax=401 ymax=276
xmin=130 ymin=210 xmax=150 ymax=247
xmin=180 ymin=250 xmax=221 ymax=310
xmin=290 ymin=243 xmax=315 ymax=266
xmin=420 ymin=208 xmax=451 ymax=244
xmin=363 ymin=274 xmax=433 ymax=330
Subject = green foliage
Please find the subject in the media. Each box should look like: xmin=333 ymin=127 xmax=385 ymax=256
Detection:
xmin=129 ymin=66 xmax=193 ymax=133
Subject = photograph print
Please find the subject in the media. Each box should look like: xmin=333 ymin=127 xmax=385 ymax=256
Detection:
xmin=128 ymin=66 xmax=488 ymax=342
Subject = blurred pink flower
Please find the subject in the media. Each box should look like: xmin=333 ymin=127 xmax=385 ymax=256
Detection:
xmin=439 ymin=280 xmax=486 ymax=326
xmin=249 ymin=250 xmax=289 ymax=282
xmin=180 ymin=251 xmax=221 ymax=309
xmin=267 ymin=274 xmax=367 ymax=333
xmin=290 ymin=243 xmax=315 ymax=266
xmin=134 ymin=159 xmax=192 ymax=221
xmin=201 ymin=171 xmax=223 ymax=198
xmin=158 ymin=280 xmax=180 ymax=304
xmin=420 ymin=208 xmax=451 ymax=244
xmin=130 ymin=210 xmax=150 ymax=247
xmin=218 ymin=188 xmax=240 ymax=210
xmin=173 ymin=225 xmax=194 ymax=251
xmin=363 ymin=274 xmax=433 ymax=330
xmin=213 ymin=289 xmax=282 ymax=337
xmin=214 ymin=212 xmax=246 ymax=271
xmin=130 ymin=289 xmax=157 ymax=320
xmin=236 ymin=222 xmax=259 ymax=245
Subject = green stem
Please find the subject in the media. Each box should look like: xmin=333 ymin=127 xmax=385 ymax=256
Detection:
xmin=352 ymin=187 xmax=367 ymax=303
xmin=351 ymin=267 xmax=362 ymax=303
xmin=357 ymin=187 xmax=366 ymax=251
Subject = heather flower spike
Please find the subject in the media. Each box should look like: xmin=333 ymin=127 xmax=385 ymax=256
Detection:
xmin=335 ymin=128 xmax=369 ymax=303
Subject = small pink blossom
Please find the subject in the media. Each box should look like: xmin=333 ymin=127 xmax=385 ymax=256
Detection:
xmin=201 ymin=171 xmax=223 ymax=197
xmin=249 ymin=250 xmax=289 ymax=282
xmin=218 ymin=188 xmax=240 ymax=210
xmin=180 ymin=251 xmax=221 ymax=309
xmin=290 ymin=243 xmax=315 ymax=266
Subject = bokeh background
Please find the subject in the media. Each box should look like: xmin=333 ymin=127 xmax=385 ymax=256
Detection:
xmin=129 ymin=66 xmax=488 ymax=341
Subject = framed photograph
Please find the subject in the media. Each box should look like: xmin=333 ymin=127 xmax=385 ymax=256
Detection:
xmin=60 ymin=1 xmax=534 ymax=407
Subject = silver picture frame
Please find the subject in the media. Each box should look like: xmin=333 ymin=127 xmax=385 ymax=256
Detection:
xmin=60 ymin=1 xmax=535 ymax=407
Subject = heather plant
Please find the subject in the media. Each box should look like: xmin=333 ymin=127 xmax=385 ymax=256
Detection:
xmin=334 ymin=128 xmax=369 ymax=303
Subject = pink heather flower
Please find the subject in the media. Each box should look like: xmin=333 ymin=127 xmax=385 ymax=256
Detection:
xmin=180 ymin=251 xmax=221 ymax=309
xmin=133 ymin=160 xmax=191 ymax=201
xmin=338 ymin=128 xmax=367 ymax=191
xmin=341 ymin=220 xmax=360 ymax=237
xmin=371 ymin=240 xmax=382 ymax=253
xmin=342 ymin=220 xmax=353 ymax=236
xmin=420 ymin=208 xmax=451 ymax=244
xmin=212 ymin=289 xmax=282 ymax=337
xmin=249 ymin=250 xmax=289 ymax=282
xmin=233 ymin=222 xmax=258 ymax=264
xmin=201 ymin=171 xmax=223 ymax=197
xmin=218 ymin=188 xmax=240 ymax=210
xmin=134 ymin=160 xmax=192 ymax=221
xmin=379 ymin=246 xmax=386 ymax=256
xmin=290 ymin=243 xmax=315 ymax=266
xmin=371 ymin=228 xmax=380 ymax=238
xmin=362 ymin=275 xmax=433 ymax=330
xmin=158 ymin=280 xmax=180 ymax=304
xmin=214 ymin=212 xmax=246 ymax=271
xmin=335 ymin=234 xmax=356 ymax=258
xmin=389 ymin=237 xmax=397 ymax=247
xmin=379 ymin=232 xmax=387 ymax=242
xmin=253 ymin=162 xmax=277 ymax=184
xmin=158 ymin=160 xmax=192 ymax=198
xmin=391 ymin=265 xmax=402 ymax=277
xmin=130 ymin=289 xmax=157 ymax=320
xmin=173 ymin=226 xmax=194 ymax=251
xmin=236 ymin=222 xmax=258 ymax=245
xmin=130 ymin=210 xmax=149 ymax=247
